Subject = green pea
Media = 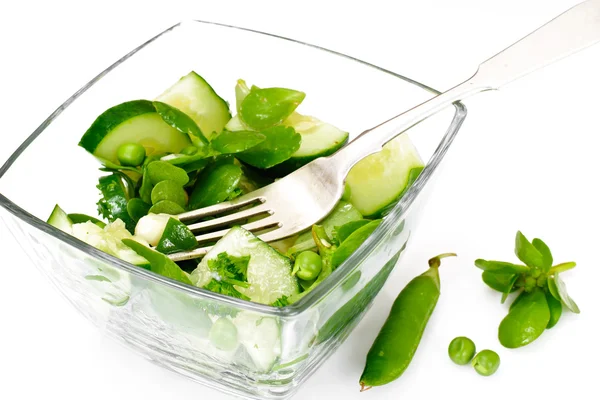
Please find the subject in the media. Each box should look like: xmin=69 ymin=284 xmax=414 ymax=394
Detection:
xmin=209 ymin=317 xmax=238 ymax=351
xmin=448 ymin=336 xmax=476 ymax=365
xmin=146 ymin=161 xmax=190 ymax=186
xmin=292 ymin=251 xmax=323 ymax=281
xmin=151 ymin=180 xmax=188 ymax=207
xmin=471 ymin=350 xmax=500 ymax=376
xmin=239 ymin=87 xmax=305 ymax=130
xmin=180 ymin=145 xmax=198 ymax=156
xmin=148 ymin=200 xmax=186 ymax=215
xmin=498 ymin=287 xmax=550 ymax=348
xmin=360 ymin=253 xmax=456 ymax=390
xmin=117 ymin=143 xmax=146 ymax=167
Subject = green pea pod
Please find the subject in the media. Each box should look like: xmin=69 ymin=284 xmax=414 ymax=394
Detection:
xmin=545 ymin=290 xmax=563 ymax=329
xmin=548 ymin=274 xmax=580 ymax=314
xmin=210 ymin=130 xmax=266 ymax=154
xmin=514 ymin=231 xmax=545 ymax=269
xmin=151 ymin=180 xmax=188 ymax=207
xmin=189 ymin=163 xmax=243 ymax=209
xmin=474 ymin=259 xmax=530 ymax=274
xmin=532 ymin=238 xmax=553 ymax=272
xmin=360 ymin=253 xmax=455 ymax=390
xmin=240 ymin=87 xmax=305 ymax=130
xmin=333 ymin=220 xmax=370 ymax=244
xmin=236 ymin=125 xmax=301 ymax=169
xmin=331 ymin=219 xmax=382 ymax=270
xmin=481 ymin=271 xmax=519 ymax=293
xmin=498 ymin=287 xmax=550 ymax=348
xmin=147 ymin=161 xmax=190 ymax=186
xmin=156 ymin=218 xmax=198 ymax=254
xmin=153 ymin=101 xmax=209 ymax=148
xmin=149 ymin=200 xmax=186 ymax=215
xmin=126 ymin=198 xmax=151 ymax=222
xmin=67 ymin=213 xmax=106 ymax=228
xmin=122 ymin=239 xmax=192 ymax=285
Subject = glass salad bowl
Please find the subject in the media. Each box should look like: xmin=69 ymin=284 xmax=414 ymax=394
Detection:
xmin=0 ymin=21 xmax=466 ymax=400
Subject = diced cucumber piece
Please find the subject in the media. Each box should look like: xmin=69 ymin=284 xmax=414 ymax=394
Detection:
xmin=47 ymin=204 xmax=73 ymax=233
xmin=156 ymin=71 xmax=231 ymax=140
xmin=191 ymin=226 xmax=299 ymax=305
xmin=79 ymin=100 xmax=192 ymax=164
xmin=71 ymin=220 xmax=149 ymax=268
xmin=67 ymin=213 xmax=106 ymax=228
xmin=234 ymin=312 xmax=281 ymax=372
xmin=346 ymin=134 xmax=424 ymax=217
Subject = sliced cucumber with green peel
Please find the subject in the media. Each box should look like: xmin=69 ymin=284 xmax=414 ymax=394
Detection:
xmin=156 ymin=71 xmax=231 ymax=140
xmin=79 ymin=100 xmax=192 ymax=164
xmin=346 ymin=134 xmax=424 ymax=217
xmin=191 ymin=226 xmax=299 ymax=305
xmin=273 ymin=113 xmax=348 ymax=175
xmin=47 ymin=204 xmax=73 ymax=233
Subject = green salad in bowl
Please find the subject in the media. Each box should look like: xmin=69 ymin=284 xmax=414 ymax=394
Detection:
xmin=47 ymin=71 xmax=424 ymax=307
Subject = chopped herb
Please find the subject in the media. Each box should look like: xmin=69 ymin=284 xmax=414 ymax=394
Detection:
xmin=272 ymin=295 xmax=290 ymax=307
xmin=204 ymin=279 xmax=250 ymax=301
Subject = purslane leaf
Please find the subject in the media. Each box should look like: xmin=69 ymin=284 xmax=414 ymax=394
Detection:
xmin=548 ymin=273 xmax=580 ymax=314
xmin=122 ymin=239 xmax=192 ymax=285
xmin=532 ymin=238 xmax=553 ymax=271
xmin=474 ymin=259 xmax=530 ymax=274
xmin=515 ymin=231 xmax=545 ymax=269
xmin=481 ymin=271 xmax=520 ymax=293
xmin=236 ymin=125 xmax=301 ymax=169
xmin=153 ymin=101 xmax=209 ymax=147
xmin=240 ymin=87 xmax=305 ymax=130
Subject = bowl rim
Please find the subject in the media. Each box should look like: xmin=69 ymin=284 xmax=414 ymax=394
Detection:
xmin=0 ymin=20 xmax=467 ymax=317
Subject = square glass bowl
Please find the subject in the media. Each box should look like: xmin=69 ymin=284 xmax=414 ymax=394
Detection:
xmin=0 ymin=21 xmax=466 ymax=399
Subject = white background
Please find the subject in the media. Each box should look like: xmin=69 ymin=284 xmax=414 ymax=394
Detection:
xmin=1 ymin=1 xmax=599 ymax=399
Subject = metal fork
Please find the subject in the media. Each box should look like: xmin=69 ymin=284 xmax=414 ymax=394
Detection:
xmin=169 ymin=0 xmax=600 ymax=261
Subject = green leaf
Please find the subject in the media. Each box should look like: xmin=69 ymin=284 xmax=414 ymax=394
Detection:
xmin=481 ymin=271 xmax=519 ymax=293
xmin=271 ymin=295 xmax=290 ymax=307
xmin=207 ymin=252 xmax=251 ymax=286
xmin=148 ymin=200 xmax=186 ymax=215
xmin=331 ymin=219 xmax=382 ymax=270
xmin=146 ymin=161 xmax=190 ymax=186
xmin=332 ymin=220 xmax=370 ymax=245
xmin=548 ymin=274 xmax=580 ymax=313
xmin=498 ymin=287 xmax=550 ymax=348
xmin=189 ymin=163 xmax=243 ymax=209
xmin=126 ymin=198 xmax=151 ymax=222
xmin=515 ymin=231 xmax=545 ymax=269
xmin=501 ymin=274 xmax=520 ymax=304
xmin=153 ymin=101 xmax=209 ymax=147
xmin=236 ymin=125 xmax=301 ymax=169
xmin=532 ymin=238 xmax=553 ymax=271
xmin=545 ymin=290 xmax=563 ymax=329
xmin=122 ymin=239 xmax=192 ymax=285
xmin=474 ymin=259 xmax=530 ymax=274
xmin=155 ymin=218 xmax=198 ymax=254
xmin=204 ymin=279 xmax=250 ymax=301
xmin=96 ymin=173 xmax=135 ymax=233
xmin=210 ymin=130 xmax=266 ymax=154
xmin=94 ymin=155 xmax=141 ymax=173
xmin=151 ymin=180 xmax=188 ymax=207
xmin=240 ymin=87 xmax=305 ymax=130
xmin=235 ymin=79 xmax=252 ymax=113
xmin=509 ymin=290 xmax=525 ymax=311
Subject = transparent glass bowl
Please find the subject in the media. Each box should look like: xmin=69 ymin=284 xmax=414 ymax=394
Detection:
xmin=0 ymin=21 xmax=466 ymax=399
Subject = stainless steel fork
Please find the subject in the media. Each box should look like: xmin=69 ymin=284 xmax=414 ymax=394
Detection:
xmin=169 ymin=0 xmax=600 ymax=261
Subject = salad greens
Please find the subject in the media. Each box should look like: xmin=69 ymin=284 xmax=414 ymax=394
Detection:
xmin=49 ymin=71 xmax=424 ymax=307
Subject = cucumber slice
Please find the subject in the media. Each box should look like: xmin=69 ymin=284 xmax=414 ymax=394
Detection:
xmin=79 ymin=100 xmax=192 ymax=164
xmin=47 ymin=204 xmax=73 ymax=233
xmin=274 ymin=113 xmax=348 ymax=174
xmin=346 ymin=134 xmax=424 ymax=217
xmin=156 ymin=71 xmax=231 ymax=140
xmin=234 ymin=312 xmax=281 ymax=372
xmin=191 ymin=226 xmax=299 ymax=305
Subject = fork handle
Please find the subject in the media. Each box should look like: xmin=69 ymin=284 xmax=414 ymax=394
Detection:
xmin=329 ymin=0 xmax=600 ymax=176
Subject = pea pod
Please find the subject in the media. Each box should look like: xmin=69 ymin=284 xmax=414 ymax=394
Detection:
xmin=333 ymin=219 xmax=370 ymax=244
xmin=498 ymin=287 xmax=550 ymax=348
xmin=156 ymin=218 xmax=198 ymax=254
xmin=189 ymin=163 xmax=243 ymax=209
xmin=359 ymin=253 xmax=456 ymax=390
xmin=330 ymin=219 xmax=382 ymax=270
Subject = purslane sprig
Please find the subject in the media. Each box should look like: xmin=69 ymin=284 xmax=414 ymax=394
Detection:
xmin=475 ymin=231 xmax=579 ymax=348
